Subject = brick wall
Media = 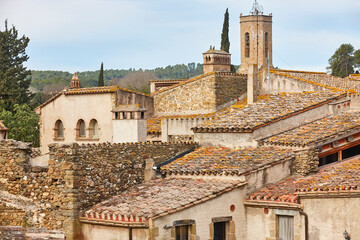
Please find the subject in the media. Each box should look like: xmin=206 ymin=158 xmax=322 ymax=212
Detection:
xmin=153 ymin=72 xmax=247 ymax=116
xmin=0 ymin=139 xmax=197 ymax=239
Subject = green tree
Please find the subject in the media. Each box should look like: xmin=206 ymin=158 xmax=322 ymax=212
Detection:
xmin=220 ymin=8 xmax=230 ymax=53
xmin=98 ymin=62 xmax=104 ymax=87
xmin=0 ymin=103 xmax=39 ymax=146
xmin=327 ymin=44 xmax=355 ymax=78
xmin=354 ymin=49 xmax=360 ymax=70
xmin=0 ymin=20 xmax=32 ymax=111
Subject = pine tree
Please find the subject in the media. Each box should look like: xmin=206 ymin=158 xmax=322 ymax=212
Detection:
xmin=221 ymin=8 xmax=230 ymax=53
xmin=0 ymin=20 xmax=32 ymax=111
xmin=327 ymin=44 xmax=355 ymax=78
xmin=98 ymin=62 xmax=104 ymax=87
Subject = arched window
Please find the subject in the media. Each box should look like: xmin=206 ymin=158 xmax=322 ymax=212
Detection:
xmin=245 ymin=32 xmax=250 ymax=58
xmin=265 ymin=32 xmax=269 ymax=58
xmin=54 ymin=120 xmax=64 ymax=139
xmin=76 ymin=119 xmax=86 ymax=138
xmin=89 ymin=119 xmax=99 ymax=139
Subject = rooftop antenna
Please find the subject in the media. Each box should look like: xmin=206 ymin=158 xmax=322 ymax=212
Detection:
xmin=250 ymin=0 xmax=263 ymax=15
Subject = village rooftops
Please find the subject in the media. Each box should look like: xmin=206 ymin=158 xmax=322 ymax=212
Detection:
xmin=81 ymin=178 xmax=245 ymax=224
xmin=248 ymin=156 xmax=360 ymax=204
xmin=35 ymin=86 xmax=150 ymax=112
xmin=160 ymin=146 xmax=294 ymax=176
xmin=192 ymin=91 xmax=344 ymax=133
xmin=271 ymin=69 xmax=360 ymax=93
xmin=260 ymin=111 xmax=360 ymax=148
xmin=151 ymin=71 xmax=245 ymax=95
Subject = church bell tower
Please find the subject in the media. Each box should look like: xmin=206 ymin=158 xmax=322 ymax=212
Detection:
xmin=238 ymin=0 xmax=273 ymax=73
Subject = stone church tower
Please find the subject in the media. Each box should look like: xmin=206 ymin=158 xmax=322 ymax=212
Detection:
xmin=238 ymin=1 xmax=273 ymax=73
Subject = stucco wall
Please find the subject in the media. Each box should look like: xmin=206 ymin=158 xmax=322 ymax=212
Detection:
xmin=39 ymin=93 xmax=114 ymax=154
xmin=153 ymin=187 xmax=246 ymax=240
xmin=245 ymin=160 xmax=292 ymax=193
xmin=302 ymin=197 xmax=360 ymax=240
xmin=245 ymin=207 xmax=302 ymax=240
xmin=194 ymin=132 xmax=256 ymax=148
xmin=115 ymin=90 xmax=154 ymax=118
xmin=112 ymin=119 xmax=147 ymax=143
xmin=259 ymin=72 xmax=330 ymax=95
xmin=161 ymin=118 xmax=209 ymax=142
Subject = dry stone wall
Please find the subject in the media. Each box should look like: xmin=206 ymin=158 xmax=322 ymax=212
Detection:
xmin=292 ymin=148 xmax=319 ymax=176
xmin=0 ymin=139 xmax=197 ymax=239
xmin=154 ymin=73 xmax=247 ymax=115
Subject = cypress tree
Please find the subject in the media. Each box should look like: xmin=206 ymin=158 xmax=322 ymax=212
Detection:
xmin=98 ymin=62 xmax=104 ymax=86
xmin=220 ymin=8 xmax=230 ymax=53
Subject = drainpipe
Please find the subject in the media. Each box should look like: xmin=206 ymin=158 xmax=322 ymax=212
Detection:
xmin=129 ymin=227 xmax=132 ymax=240
xmin=297 ymin=197 xmax=308 ymax=240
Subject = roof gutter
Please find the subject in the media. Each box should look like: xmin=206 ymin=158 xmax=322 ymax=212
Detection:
xmin=153 ymin=146 xmax=197 ymax=170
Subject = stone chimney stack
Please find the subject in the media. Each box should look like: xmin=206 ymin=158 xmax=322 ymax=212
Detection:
xmin=247 ymin=64 xmax=258 ymax=104
xmin=70 ymin=73 xmax=80 ymax=89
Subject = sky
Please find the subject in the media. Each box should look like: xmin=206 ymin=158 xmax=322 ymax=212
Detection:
xmin=1 ymin=0 xmax=360 ymax=73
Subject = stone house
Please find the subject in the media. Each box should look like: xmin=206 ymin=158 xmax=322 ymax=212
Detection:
xmin=35 ymin=73 xmax=154 ymax=153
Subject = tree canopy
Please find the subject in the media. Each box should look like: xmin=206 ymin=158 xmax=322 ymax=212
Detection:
xmin=0 ymin=20 xmax=32 ymax=111
xmin=0 ymin=103 xmax=39 ymax=146
xmin=327 ymin=43 xmax=359 ymax=78
xmin=220 ymin=8 xmax=230 ymax=53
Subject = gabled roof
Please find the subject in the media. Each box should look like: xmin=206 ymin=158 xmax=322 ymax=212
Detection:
xmin=248 ymin=156 xmax=360 ymax=203
xmin=35 ymin=86 xmax=150 ymax=111
xmin=203 ymin=49 xmax=231 ymax=55
xmin=271 ymin=69 xmax=360 ymax=93
xmin=193 ymin=91 xmax=344 ymax=133
xmin=82 ymin=178 xmax=245 ymax=223
xmin=161 ymin=146 xmax=294 ymax=176
xmin=151 ymin=72 xmax=245 ymax=96
xmin=260 ymin=111 xmax=360 ymax=148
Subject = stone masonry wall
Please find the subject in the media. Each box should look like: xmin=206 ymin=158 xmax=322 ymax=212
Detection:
xmin=73 ymin=141 xmax=198 ymax=210
xmin=292 ymin=148 xmax=319 ymax=176
xmin=215 ymin=73 xmax=247 ymax=109
xmin=0 ymin=139 xmax=197 ymax=240
xmin=153 ymin=73 xmax=247 ymax=116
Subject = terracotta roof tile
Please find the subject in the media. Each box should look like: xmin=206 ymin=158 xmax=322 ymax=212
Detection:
xmin=272 ymin=69 xmax=360 ymax=93
xmin=161 ymin=146 xmax=294 ymax=176
xmin=193 ymin=92 xmax=344 ymax=132
xmin=83 ymin=178 xmax=244 ymax=221
xmin=248 ymin=156 xmax=360 ymax=203
xmin=261 ymin=111 xmax=360 ymax=147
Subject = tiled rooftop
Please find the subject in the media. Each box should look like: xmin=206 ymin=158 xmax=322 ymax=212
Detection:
xmin=193 ymin=91 xmax=343 ymax=132
xmin=261 ymin=111 xmax=360 ymax=147
xmin=272 ymin=69 xmax=360 ymax=93
xmin=248 ymin=156 xmax=360 ymax=203
xmin=161 ymin=146 xmax=294 ymax=176
xmin=37 ymin=86 xmax=150 ymax=110
xmin=83 ymin=178 xmax=244 ymax=221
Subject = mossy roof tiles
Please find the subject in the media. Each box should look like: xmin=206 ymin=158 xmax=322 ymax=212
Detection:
xmin=84 ymin=178 xmax=245 ymax=220
xmin=161 ymin=146 xmax=294 ymax=176
xmin=248 ymin=156 xmax=360 ymax=203
xmin=193 ymin=91 xmax=344 ymax=132
xmin=261 ymin=111 xmax=360 ymax=147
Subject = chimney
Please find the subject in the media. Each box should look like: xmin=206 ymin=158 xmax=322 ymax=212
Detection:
xmin=70 ymin=72 xmax=80 ymax=88
xmin=247 ymin=64 xmax=258 ymax=104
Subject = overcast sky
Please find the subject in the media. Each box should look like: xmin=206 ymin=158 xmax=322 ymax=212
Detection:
xmin=1 ymin=0 xmax=359 ymax=73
